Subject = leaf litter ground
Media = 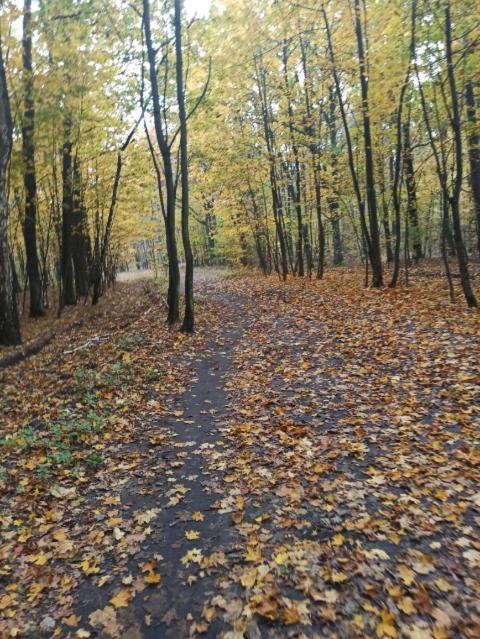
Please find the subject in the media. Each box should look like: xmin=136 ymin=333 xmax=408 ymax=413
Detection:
xmin=1 ymin=267 xmax=479 ymax=639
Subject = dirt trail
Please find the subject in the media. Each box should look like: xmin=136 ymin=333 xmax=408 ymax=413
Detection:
xmin=74 ymin=285 xmax=249 ymax=638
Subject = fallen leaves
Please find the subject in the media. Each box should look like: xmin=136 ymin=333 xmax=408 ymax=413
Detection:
xmin=376 ymin=610 xmax=398 ymax=638
xmin=185 ymin=529 xmax=200 ymax=540
xmin=89 ymin=606 xmax=121 ymax=636
xmin=139 ymin=559 xmax=161 ymax=585
xmin=0 ymin=279 xmax=215 ymax=637
xmin=180 ymin=548 xmax=203 ymax=566
xmin=109 ymin=589 xmax=133 ymax=609
xmin=191 ymin=511 xmax=205 ymax=521
xmin=80 ymin=559 xmax=101 ymax=576
xmin=1 ymin=269 xmax=479 ymax=638
xmin=205 ymin=271 xmax=480 ymax=637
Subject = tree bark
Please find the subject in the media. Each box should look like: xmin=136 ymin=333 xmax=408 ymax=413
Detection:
xmin=61 ymin=116 xmax=76 ymax=306
xmin=465 ymin=81 xmax=480 ymax=255
xmin=92 ymin=153 xmax=121 ymax=305
xmin=0 ymin=41 xmax=21 ymax=345
xmin=445 ymin=3 xmax=477 ymax=307
xmin=72 ymin=158 xmax=89 ymax=297
xmin=300 ymin=39 xmax=326 ymax=277
xmin=403 ymin=119 xmax=422 ymax=261
xmin=389 ymin=0 xmax=417 ymax=286
xmin=282 ymin=44 xmax=304 ymax=277
xmin=322 ymin=7 xmax=371 ymax=279
xmin=353 ymin=0 xmax=383 ymax=287
xmin=254 ymin=57 xmax=288 ymax=280
xmin=143 ymin=0 xmax=180 ymax=325
xmin=22 ymin=0 xmax=44 ymax=317
xmin=175 ymin=0 xmax=194 ymax=332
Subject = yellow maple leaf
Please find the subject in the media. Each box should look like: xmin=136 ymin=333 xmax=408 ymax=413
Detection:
xmin=192 ymin=511 xmax=204 ymax=522
xmin=282 ymin=607 xmax=301 ymax=625
xmin=331 ymin=571 xmax=348 ymax=583
xmin=81 ymin=559 xmax=100 ymax=575
xmin=434 ymin=577 xmax=453 ymax=593
xmin=388 ymin=586 xmax=403 ymax=599
xmin=18 ymin=529 xmax=32 ymax=543
xmin=398 ymin=596 xmax=416 ymax=615
xmin=332 ymin=533 xmax=345 ymax=547
xmin=245 ymin=547 xmax=262 ymax=563
xmin=376 ymin=610 xmax=397 ymax=638
xmin=107 ymin=517 xmax=123 ymax=527
xmin=353 ymin=614 xmax=364 ymax=629
xmin=239 ymin=568 xmax=257 ymax=588
xmin=398 ymin=564 xmax=415 ymax=586
xmin=110 ymin=589 xmax=132 ymax=609
xmin=97 ymin=575 xmax=110 ymax=587
xmin=185 ymin=530 xmax=200 ymax=540
xmin=144 ymin=572 xmax=161 ymax=585
xmin=274 ymin=551 xmax=289 ymax=565
xmin=53 ymin=530 xmax=67 ymax=542
xmin=202 ymin=607 xmax=216 ymax=622
xmin=28 ymin=552 xmax=48 ymax=566
xmin=62 ymin=614 xmax=81 ymax=627
xmin=181 ymin=548 xmax=203 ymax=566
xmin=27 ymin=582 xmax=46 ymax=603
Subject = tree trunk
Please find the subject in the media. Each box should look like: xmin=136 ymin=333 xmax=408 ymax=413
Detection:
xmin=92 ymin=153 xmax=122 ymax=305
xmin=0 ymin=41 xmax=21 ymax=345
xmin=175 ymin=0 xmax=194 ymax=332
xmin=465 ymin=81 xmax=480 ymax=255
xmin=254 ymin=57 xmax=288 ymax=279
xmin=22 ymin=0 xmax=44 ymax=317
xmin=72 ymin=158 xmax=89 ymax=297
xmin=314 ymin=171 xmax=325 ymax=278
xmin=403 ymin=120 xmax=422 ymax=261
xmin=61 ymin=116 xmax=76 ymax=306
xmin=330 ymin=206 xmax=343 ymax=265
xmin=353 ymin=0 xmax=383 ymax=287
xmin=300 ymin=39 xmax=326 ymax=277
xmin=247 ymin=185 xmax=268 ymax=273
xmin=380 ymin=155 xmax=393 ymax=263
xmin=326 ymin=86 xmax=344 ymax=266
xmin=282 ymin=44 xmax=304 ymax=276
xmin=445 ymin=3 xmax=477 ymax=307
xmin=143 ymin=0 xmax=180 ymax=324
xmin=390 ymin=0 xmax=417 ymax=287
xmin=322 ymin=7 xmax=371 ymax=279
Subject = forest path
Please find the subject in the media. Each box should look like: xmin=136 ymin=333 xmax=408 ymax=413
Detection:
xmin=74 ymin=280 xmax=252 ymax=638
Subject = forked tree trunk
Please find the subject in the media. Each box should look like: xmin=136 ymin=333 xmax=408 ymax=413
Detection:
xmin=143 ymin=0 xmax=180 ymax=324
xmin=254 ymin=57 xmax=288 ymax=280
xmin=322 ymin=7 xmax=371 ymax=281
